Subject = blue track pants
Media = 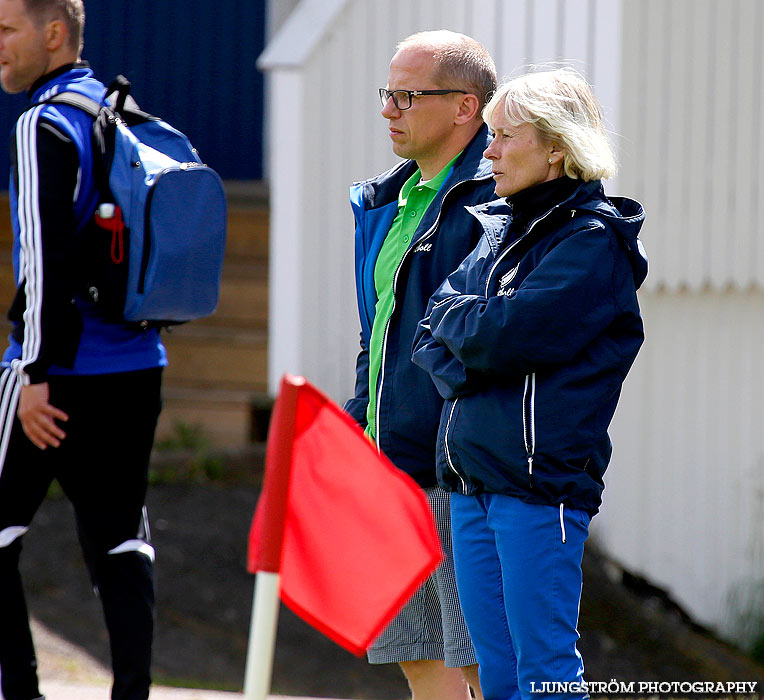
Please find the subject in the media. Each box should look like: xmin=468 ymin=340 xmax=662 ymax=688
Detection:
xmin=450 ymin=492 xmax=590 ymax=700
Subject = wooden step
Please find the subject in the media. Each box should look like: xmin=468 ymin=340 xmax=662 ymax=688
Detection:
xmin=0 ymin=196 xmax=11 ymax=246
xmin=0 ymin=321 xmax=268 ymax=447
xmin=0 ymin=187 xmax=270 ymax=263
xmin=222 ymin=181 xmax=269 ymax=263
xmin=0 ymin=257 xmax=14 ymax=308
xmin=157 ymin=386 xmax=268 ymax=447
xmin=206 ymin=259 xmax=267 ymax=329
xmin=0 ymin=322 xmax=267 ymax=393
xmin=225 ymin=206 xmax=269 ymax=263
xmin=0 ymin=255 xmax=267 ymax=330
xmin=161 ymin=324 xmax=267 ymax=392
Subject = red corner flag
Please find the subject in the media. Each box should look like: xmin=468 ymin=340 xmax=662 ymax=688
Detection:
xmin=247 ymin=375 xmax=443 ymax=656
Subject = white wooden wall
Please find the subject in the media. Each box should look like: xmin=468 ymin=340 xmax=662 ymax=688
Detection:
xmin=259 ymin=0 xmax=764 ymax=647
xmin=618 ymin=0 xmax=764 ymax=291
xmin=595 ymin=290 xmax=764 ymax=644
xmin=591 ymin=0 xmax=764 ymax=645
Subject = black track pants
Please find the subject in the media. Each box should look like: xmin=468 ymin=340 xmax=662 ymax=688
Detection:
xmin=0 ymin=367 xmax=162 ymax=700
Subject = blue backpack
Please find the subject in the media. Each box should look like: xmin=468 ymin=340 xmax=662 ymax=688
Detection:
xmin=42 ymin=76 xmax=227 ymax=327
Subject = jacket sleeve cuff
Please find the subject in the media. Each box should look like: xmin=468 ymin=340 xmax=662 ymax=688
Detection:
xmin=12 ymin=363 xmax=46 ymax=386
xmin=343 ymin=397 xmax=368 ymax=429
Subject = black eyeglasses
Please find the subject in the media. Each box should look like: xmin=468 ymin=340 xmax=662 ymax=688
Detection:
xmin=379 ymin=88 xmax=468 ymax=110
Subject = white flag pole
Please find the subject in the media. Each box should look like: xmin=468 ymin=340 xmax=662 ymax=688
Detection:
xmin=243 ymin=375 xmax=304 ymax=700
xmin=243 ymin=571 xmax=281 ymax=700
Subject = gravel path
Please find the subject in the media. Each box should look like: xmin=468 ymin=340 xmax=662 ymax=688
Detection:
xmin=32 ymin=618 xmax=336 ymax=700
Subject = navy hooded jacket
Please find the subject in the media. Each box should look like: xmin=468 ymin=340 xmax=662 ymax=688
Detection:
xmin=412 ymin=177 xmax=647 ymax=514
xmin=345 ymin=125 xmax=498 ymax=487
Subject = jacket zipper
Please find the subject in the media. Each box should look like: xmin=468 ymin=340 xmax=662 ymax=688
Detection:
xmin=139 ymin=172 xmax=162 ymax=294
xmin=484 ymin=202 xmax=564 ymax=295
xmin=523 ymin=373 xmax=536 ymax=488
xmin=479 ymin=205 xmax=562 ymax=482
xmin=374 ymin=176 xmax=485 ymax=444
xmin=443 ymin=398 xmax=468 ymax=493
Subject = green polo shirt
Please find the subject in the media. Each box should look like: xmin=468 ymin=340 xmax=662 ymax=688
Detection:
xmin=365 ymin=153 xmax=460 ymax=440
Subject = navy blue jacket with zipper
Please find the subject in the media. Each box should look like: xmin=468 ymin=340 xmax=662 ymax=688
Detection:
xmin=411 ymin=177 xmax=647 ymax=514
xmin=344 ymin=125 xmax=498 ymax=487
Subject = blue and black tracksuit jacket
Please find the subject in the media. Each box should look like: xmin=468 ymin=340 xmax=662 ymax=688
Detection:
xmin=3 ymin=63 xmax=165 ymax=384
xmin=345 ymin=125 xmax=498 ymax=487
xmin=412 ymin=177 xmax=648 ymax=514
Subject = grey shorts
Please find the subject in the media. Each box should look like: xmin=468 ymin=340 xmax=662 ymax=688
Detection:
xmin=367 ymin=486 xmax=476 ymax=668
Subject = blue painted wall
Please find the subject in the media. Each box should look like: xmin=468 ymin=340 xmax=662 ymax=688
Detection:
xmin=0 ymin=0 xmax=266 ymax=182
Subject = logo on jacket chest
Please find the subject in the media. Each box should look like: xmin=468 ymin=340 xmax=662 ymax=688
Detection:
xmin=413 ymin=242 xmax=433 ymax=253
xmin=496 ymin=264 xmax=519 ymax=297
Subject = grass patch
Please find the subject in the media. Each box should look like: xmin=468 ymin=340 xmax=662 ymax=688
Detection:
xmin=151 ymin=421 xmax=225 ymax=483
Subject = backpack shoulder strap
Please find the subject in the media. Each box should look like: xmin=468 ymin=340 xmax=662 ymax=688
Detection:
xmin=31 ymin=79 xmax=156 ymax=130
xmin=36 ymin=91 xmax=103 ymax=117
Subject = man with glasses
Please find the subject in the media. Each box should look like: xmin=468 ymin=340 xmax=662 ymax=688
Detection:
xmin=345 ymin=30 xmax=497 ymax=700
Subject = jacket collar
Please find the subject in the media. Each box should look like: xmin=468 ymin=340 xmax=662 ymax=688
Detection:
xmin=504 ymin=177 xmax=581 ymax=239
xmin=28 ymin=61 xmax=90 ymax=101
xmin=468 ymin=179 xmax=647 ymax=290
xmin=447 ymin=122 xmax=494 ymax=183
xmin=354 ymin=122 xmax=493 ymax=211
xmin=469 ymin=179 xmax=605 ymax=253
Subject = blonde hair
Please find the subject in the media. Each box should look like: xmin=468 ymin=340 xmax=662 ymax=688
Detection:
xmin=397 ymin=30 xmax=497 ymax=110
xmin=483 ymin=67 xmax=617 ymax=181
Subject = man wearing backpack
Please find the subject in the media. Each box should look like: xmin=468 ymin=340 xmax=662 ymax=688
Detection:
xmin=0 ymin=2 xmax=165 ymax=699
xmin=345 ymin=31 xmax=497 ymax=700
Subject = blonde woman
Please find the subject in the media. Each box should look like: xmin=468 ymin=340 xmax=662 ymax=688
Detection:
xmin=412 ymin=68 xmax=648 ymax=699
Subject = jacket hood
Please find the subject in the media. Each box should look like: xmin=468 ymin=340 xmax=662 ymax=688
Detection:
xmin=574 ymin=185 xmax=648 ymax=289
xmin=470 ymin=180 xmax=648 ymax=290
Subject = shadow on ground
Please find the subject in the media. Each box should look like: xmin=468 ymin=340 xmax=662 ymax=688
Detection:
xmin=22 ymin=481 xmax=407 ymax=699
xmin=20 ymin=474 xmax=764 ymax=699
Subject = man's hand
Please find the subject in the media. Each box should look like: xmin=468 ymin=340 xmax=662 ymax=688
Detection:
xmin=18 ymin=382 xmax=68 ymax=450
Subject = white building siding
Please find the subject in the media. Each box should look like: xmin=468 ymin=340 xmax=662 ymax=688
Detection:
xmin=619 ymin=0 xmax=764 ymax=292
xmin=593 ymin=0 xmax=764 ymax=639
xmin=596 ymin=289 xmax=764 ymax=641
